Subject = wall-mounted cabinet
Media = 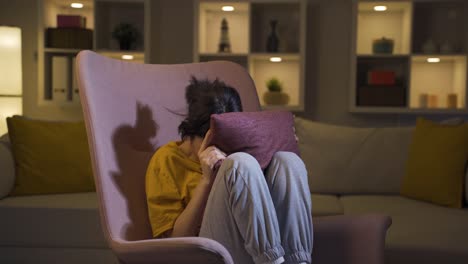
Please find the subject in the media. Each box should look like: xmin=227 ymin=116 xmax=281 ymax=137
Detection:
xmin=38 ymin=0 xmax=148 ymax=107
xmin=351 ymin=0 xmax=468 ymax=113
xmin=194 ymin=0 xmax=307 ymax=111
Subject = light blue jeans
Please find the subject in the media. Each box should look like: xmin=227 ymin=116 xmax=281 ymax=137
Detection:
xmin=199 ymin=152 xmax=313 ymax=264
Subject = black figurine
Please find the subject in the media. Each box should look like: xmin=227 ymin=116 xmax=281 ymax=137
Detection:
xmin=218 ymin=18 xmax=231 ymax=53
xmin=266 ymin=19 xmax=279 ymax=52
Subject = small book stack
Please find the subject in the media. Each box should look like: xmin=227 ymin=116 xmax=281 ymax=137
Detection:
xmin=357 ymin=70 xmax=406 ymax=107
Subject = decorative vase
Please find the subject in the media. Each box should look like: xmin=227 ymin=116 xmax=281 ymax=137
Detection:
xmin=422 ymin=39 xmax=437 ymax=54
xmin=218 ymin=18 xmax=231 ymax=53
xmin=419 ymin=93 xmax=428 ymax=108
xmin=447 ymin=93 xmax=458 ymax=108
xmin=440 ymin=40 xmax=454 ymax=54
xmin=266 ymin=20 xmax=279 ymax=52
xmin=428 ymin=94 xmax=438 ymax=108
xmin=372 ymin=37 xmax=394 ymax=54
xmin=263 ymin=91 xmax=289 ymax=105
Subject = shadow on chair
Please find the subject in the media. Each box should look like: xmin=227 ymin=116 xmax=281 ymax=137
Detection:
xmin=111 ymin=102 xmax=158 ymax=241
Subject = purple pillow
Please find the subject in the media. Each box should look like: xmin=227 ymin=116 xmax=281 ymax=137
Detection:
xmin=209 ymin=111 xmax=300 ymax=169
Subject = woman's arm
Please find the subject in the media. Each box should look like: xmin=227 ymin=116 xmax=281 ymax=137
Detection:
xmin=170 ymin=177 xmax=213 ymax=237
xmin=170 ymin=130 xmax=225 ymax=237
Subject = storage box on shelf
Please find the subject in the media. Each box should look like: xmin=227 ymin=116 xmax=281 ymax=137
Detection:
xmin=351 ymin=0 xmax=468 ymax=113
xmin=195 ymin=0 xmax=306 ymax=111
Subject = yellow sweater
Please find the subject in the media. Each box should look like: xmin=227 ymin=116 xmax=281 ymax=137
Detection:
xmin=145 ymin=141 xmax=202 ymax=237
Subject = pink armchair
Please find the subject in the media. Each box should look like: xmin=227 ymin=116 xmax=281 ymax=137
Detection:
xmin=76 ymin=50 xmax=391 ymax=264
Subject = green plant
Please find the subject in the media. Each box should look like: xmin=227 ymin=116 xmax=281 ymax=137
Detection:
xmin=111 ymin=23 xmax=139 ymax=44
xmin=266 ymin=77 xmax=283 ymax=92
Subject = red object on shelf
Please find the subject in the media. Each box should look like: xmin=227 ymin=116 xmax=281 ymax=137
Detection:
xmin=57 ymin=15 xmax=86 ymax=28
xmin=367 ymin=71 xmax=396 ymax=86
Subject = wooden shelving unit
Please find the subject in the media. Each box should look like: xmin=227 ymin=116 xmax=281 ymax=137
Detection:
xmin=351 ymin=0 xmax=468 ymax=113
xmin=37 ymin=0 xmax=148 ymax=107
xmin=195 ymin=0 xmax=307 ymax=111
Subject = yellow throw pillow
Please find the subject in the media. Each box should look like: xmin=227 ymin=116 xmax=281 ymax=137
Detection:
xmin=6 ymin=116 xmax=95 ymax=196
xmin=401 ymin=117 xmax=468 ymax=208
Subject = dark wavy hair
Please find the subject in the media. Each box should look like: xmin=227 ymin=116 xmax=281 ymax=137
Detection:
xmin=178 ymin=77 xmax=243 ymax=139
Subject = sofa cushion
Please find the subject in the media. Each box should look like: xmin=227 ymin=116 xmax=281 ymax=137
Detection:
xmin=6 ymin=116 xmax=95 ymax=195
xmin=0 ymin=134 xmax=14 ymax=198
xmin=401 ymin=118 xmax=468 ymax=208
xmin=295 ymin=117 xmax=413 ymax=194
xmin=340 ymin=195 xmax=468 ymax=264
xmin=0 ymin=192 xmax=107 ymax=248
xmin=310 ymin=194 xmax=343 ymax=216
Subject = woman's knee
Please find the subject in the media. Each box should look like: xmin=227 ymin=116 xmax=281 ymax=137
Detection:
xmin=224 ymin=152 xmax=260 ymax=171
xmin=217 ymin=152 xmax=263 ymax=182
xmin=217 ymin=152 xmax=268 ymax=193
xmin=271 ymin=152 xmax=306 ymax=171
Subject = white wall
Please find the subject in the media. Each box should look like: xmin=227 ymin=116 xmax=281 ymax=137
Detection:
xmin=0 ymin=0 xmax=84 ymax=121
xmin=0 ymin=0 xmax=38 ymax=119
xmin=148 ymin=0 xmax=194 ymax=64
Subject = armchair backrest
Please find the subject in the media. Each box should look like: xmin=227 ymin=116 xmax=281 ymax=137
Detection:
xmin=76 ymin=51 xmax=260 ymax=244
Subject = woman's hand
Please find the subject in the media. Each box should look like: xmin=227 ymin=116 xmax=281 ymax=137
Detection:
xmin=293 ymin=126 xmax=299 ymax=143
xmin=198 ymin=129 xmax=226 ymax=184
xmin=171 ymin=129 xmax=225 ymax=238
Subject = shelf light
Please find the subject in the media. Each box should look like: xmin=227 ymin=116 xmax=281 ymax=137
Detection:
xmin=222 ymin=6 xmax=235 ymax=12
xmin=270 ymin=57 xmax=282 ymax=62
xmin=121 ymin=54 xmax=134 ymax=60
xmin=374 ymin=5 xmax=387 ymax=11
xmin=427 ymin=57 xmax=440 ymax=63
xmin=71 ymin=3 xmax=84 ymax=9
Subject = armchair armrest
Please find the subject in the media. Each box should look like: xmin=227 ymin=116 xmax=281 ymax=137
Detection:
xmin=312 ymin=214 xmax=392 ymax=264
xmin=112 ymin=237 xmax=233 ymax=264
xmin=110 ymin=214 xmax=391 ymax=264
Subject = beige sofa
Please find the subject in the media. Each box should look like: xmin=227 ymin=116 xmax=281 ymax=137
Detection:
xmin=1 ymin=117 xmax=468 ymax=263
xmin=0 ymin=134 xmax=118 ymax=264
xmin=295 ymin=117 xmax=468 ymax=264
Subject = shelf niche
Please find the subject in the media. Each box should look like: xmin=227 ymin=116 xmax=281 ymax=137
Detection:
xmin=249 ymin=54 xmax=301 ymax=109
xmin=356 ymin=56 xmax=409 ymax=107
xmin=250 ymin=3 xmax=300 ymax=53
xmin=357 ymin=1 xmax=412 ymax=55
xmin=94 ymin=0 xmax=145 ymax=52
xmin=43 ymin=0 xmax=94 ymax=30
xmin=412 ymin=1 xmax=468 ymax=54
xmin=410 ymin=55 xmax=467 ymax=109
xmin=198 ymin=2 xmax=249 ymax=54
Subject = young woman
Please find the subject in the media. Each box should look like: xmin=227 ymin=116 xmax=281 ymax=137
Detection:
xmin=146 ymin=77 xmax=313 ymax=264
